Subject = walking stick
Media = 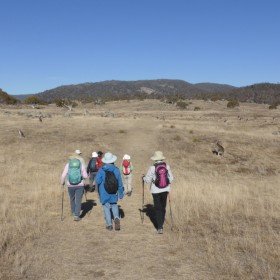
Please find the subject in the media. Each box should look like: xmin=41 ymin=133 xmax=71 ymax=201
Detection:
xmin=61 ymin=187 xmax=64 ymax=221
xmin=141 ymin=175 xmax=145 ymax=224
xmin=168 ymin=193 xmax=174 ymax=231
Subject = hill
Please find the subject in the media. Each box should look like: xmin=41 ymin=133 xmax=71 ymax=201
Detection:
xmin=35 ymin=79 xmax=236 ymax=102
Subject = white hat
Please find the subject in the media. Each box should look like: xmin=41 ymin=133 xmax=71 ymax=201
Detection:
xmin=102 ymin=152 xmax=117 ymax=164
xmin=92 ymin=152 xmax=98 ymax=157
xmin=123 ymin=154 xmax=131 ymax=160
xmin=75 ymin=149 xmax=82 ymax=155
xmin=151 ymin=151 xmax=165 ymax=161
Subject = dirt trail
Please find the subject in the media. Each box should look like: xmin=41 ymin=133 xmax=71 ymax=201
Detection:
xmin=25 ymin=118 xmax=203 ymax=280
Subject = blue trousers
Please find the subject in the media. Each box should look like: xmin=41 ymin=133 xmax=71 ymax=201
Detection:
xmin=68 ymin=186 xmax=84 ymax=217
xmin=102 ymin=203 xmax=119 ymax=226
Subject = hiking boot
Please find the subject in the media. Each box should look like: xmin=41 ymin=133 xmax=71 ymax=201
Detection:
xmin=106 ymin=225 xmax=113 ymax=231
xmin=73 ymin=216 xmax=81 ymax=221
xmin=157 ymin=228 xmax=163 ymax=234
xmin=114 ymin=218 xmax=120 ymax=231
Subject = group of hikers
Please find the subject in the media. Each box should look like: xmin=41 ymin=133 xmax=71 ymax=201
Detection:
xmin=61 ymin=149 xmax=174 ymax=234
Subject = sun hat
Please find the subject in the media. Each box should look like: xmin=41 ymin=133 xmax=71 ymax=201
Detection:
xmin=151 ymin=151 xmax=165 ymax=161
xmin=102 ymin=152 xmax=117 ymax=164
xmin=75 ymin=149 xmax=82 ymax=155
xmin=123 ymin=154 xmax=131 ymax=160
xmin=92 ymin=152 xmax=98 ymax=157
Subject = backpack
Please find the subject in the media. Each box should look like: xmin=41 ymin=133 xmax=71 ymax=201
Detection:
xmin=68 ymin=159 xmax=82 ymax=185
xmin=154 ymin=162 xmax=169 ymax=188
xmin=104 ymin=170 xmax=119 ymax=194
xmin=89 ymin=158 xmax=97 ymax=173
xmin=122 ymin=160 xmax=131 ymax=175
xmin=96 ymin=157 xmax=103 ymax=171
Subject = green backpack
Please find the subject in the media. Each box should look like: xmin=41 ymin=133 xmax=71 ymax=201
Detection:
xmin=68 ymin=159 xmax=82 ymax=185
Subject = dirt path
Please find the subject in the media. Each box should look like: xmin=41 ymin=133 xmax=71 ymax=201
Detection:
xmin=24 ymin=118 xmax=205 ymax=280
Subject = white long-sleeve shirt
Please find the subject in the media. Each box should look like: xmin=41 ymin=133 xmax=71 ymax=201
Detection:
xmin=143 ymin=161 xmax=174 ymax=194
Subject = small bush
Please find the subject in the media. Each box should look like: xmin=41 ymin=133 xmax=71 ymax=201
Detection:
xmin=176 ymin=101 xmax=188 ymax=109
xmin=194 ymin=106 xmax=200 ymax=111
xmin=227 ymin=100 xmax=239 ymax=108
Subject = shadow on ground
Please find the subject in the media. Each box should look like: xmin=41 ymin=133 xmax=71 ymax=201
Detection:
xmin=139 ymin=204 xmax=157 ymax=229
xmin=80 ymin=199 xmax=97 ymax=218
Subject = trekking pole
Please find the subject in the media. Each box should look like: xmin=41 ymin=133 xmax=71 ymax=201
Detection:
xmin=61 ymin=186 xmax=64 ymax=221
xmin=168 ymin=193 xmax=174 ymax=231
xmin=141 ymin=175 xmax=145 ymax=224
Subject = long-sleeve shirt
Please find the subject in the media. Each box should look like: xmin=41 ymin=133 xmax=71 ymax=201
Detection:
xmin=143 ymin=161 xmax=174 ymax=194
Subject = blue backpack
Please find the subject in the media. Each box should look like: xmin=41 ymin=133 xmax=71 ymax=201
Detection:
xmin=68 ymin=159 xmax=82 ymax=185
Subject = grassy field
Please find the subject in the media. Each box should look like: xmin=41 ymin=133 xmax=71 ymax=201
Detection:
xmin=0 ymin=99 xmax=279 ymax=279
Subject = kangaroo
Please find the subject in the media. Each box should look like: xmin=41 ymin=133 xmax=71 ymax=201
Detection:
xmin=212 ymin=141 xmax=224 ymax=156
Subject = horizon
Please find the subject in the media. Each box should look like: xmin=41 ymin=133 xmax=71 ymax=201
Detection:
xmin=1 ymin=0 xmax=280 ymax=95
xmin=9 ymin=78 xmax=280 ymax=97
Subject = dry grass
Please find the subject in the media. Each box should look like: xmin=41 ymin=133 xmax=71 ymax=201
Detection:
xmin=0 ymin=99 xmax=280 ymax=279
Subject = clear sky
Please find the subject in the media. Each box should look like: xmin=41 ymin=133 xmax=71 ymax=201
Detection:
xmin=1 ymin=0 xmax=279 ymax=95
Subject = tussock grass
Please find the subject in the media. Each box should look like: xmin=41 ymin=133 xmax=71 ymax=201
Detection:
xmin=1 ymin=100 xmax=280 ymax=279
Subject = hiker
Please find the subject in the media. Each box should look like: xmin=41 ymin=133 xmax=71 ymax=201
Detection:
xmin=61 ymin=152 xmax=88 ymax=221
xmin=120 ymin=154 xmax=134 ymax=196
xmin=143 ymin=151 xmax=174 ymax=234
xmin=87 ymin=152 xmax=98 ymax=192
xmin=95 ymin=152 xmax=124 ymax=231
xmin=73 ymin=149 xmax=86 ymax=168
xmin=96 ymin=151 xmax=104 ymax=170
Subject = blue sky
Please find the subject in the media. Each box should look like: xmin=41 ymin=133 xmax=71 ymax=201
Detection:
xmin=1 ymin=0 xmax=279 ymax=95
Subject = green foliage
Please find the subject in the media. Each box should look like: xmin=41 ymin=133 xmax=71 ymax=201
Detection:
xmin=269 ymin=102 xmax=279 ymax=109
xmin=0 ymin=89 xmax=18 ymax=104
xmin=24 ymin=96 xmax=45 ymax=105
xmin=210 ymin=94 xmax=223 ymax=101
xmin=227 ymin=99 xmax=239 ymax=108
xmin=54 ymin=98 xmax=78 ymax=108
xmin=176 ymin=101 xmax=188 ymax=109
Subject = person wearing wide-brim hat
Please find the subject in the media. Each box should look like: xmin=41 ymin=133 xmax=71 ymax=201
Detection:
xmin=95 ymin=152 xmax=124 ymax=231
xmin=143 ymin=151 xmax=174 ymax=234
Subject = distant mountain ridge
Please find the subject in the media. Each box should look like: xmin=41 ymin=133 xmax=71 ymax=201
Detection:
xmin=35 ymin=79 xmax=236 ymax=102
xmin=9 ymin=79 xmax=280 ymax=104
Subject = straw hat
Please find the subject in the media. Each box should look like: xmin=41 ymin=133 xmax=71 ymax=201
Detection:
xmin=123 ymin=154 xmax=131 ymax=160
xmin=150 ymin=151 xmax=165 ymax=161
xmin=92 ymin=152 xmax=98 ymax=157
xmin=102 ymin=152 xmax=117 ymax=164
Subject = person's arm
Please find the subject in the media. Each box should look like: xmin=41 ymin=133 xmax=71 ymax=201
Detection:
xmin=81 ymin=165 xmax=88 ymax=179
xmin=130 ymin=162 xmax=134 ymax=171
xmin=86 ymin=159 xmax=91 ymax=174
xmin=115 ymin=168 xmax=124 ymax=199
xmin=60 ymin=164 xmax=68 ymax=185
xmin=167 ymin=165 xmax=174 ymax=183
xmin=143 ymin=166 xmax=154 ymax=184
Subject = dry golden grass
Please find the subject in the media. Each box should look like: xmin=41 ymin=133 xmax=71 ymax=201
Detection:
xmin=0 ymin=99 xmax=280 ymax=279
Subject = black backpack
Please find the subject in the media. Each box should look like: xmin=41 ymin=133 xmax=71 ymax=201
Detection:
xmin=104 ymin=170 xmax=119 ymax=194
xmin=89 ymin=158 xmax=97 ymax=172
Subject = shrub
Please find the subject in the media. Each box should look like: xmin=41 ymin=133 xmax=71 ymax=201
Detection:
xmin=24 ymin=96 xmax=45 ymax=105
xmin=194 ymin=106 xmax=200 ymax=111
xmin=176 ymin=101 xmax=188 ymax=109
xmin=227 ymin=100 xmax=239 ymax=108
